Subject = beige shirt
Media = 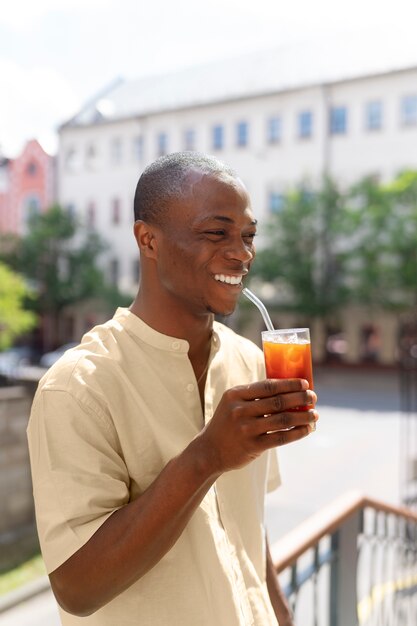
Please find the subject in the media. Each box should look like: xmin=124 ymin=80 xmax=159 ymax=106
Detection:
xmin=28 ymin=308 xmax=281 ymax=626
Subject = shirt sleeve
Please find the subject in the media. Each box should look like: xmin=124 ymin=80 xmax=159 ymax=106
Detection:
xmin=27 ymin=388 xmax=130 ymax=574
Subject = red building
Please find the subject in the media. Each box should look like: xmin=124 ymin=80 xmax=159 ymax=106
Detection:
xmin=0 ymin=139 xmax=55 ymax=235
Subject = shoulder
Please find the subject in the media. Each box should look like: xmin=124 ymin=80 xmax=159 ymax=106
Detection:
xmin=35 ymin=316 xmax=125 ymax=410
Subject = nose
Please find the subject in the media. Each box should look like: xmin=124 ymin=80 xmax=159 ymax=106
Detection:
xmin=223 ymin=236 xmax=255 ymax=264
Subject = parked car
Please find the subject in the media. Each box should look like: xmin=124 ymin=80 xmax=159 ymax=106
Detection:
xmin=39 ymin=343 xmax=78 ymax=369
xmin=0 ymin=346 xmax=38 ymax=383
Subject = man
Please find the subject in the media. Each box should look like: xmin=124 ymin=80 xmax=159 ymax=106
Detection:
xmin=27 ymin=152 xmax=318 ymax=625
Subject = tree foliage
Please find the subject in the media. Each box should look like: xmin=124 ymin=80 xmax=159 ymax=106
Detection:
xmin=0 ymin=262 xmax=37 ymax=351
xmin=348 ymin=171 xmax=417 ymax=310
xmin=15 ymin=205 xmax=108 ymax=314
xmin=252 ymin=177 xmax=353 ymax=320
xmin=252 ymin=171 xmax=417 ymax=320
xmin=0 ymin=205 xmax=129 ymax=348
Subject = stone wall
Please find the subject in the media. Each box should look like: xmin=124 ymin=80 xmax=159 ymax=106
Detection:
xmin=0 ymin=386 xmax=39 ymax=572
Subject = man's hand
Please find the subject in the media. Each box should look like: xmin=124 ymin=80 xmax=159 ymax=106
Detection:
xmin=199 ymin=378 xmax=318 ymax=474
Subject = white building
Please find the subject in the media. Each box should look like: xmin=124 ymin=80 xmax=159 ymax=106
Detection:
xmin=58 ymin=46 xmax=417 ymax=299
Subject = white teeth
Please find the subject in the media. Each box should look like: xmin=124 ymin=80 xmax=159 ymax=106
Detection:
xmin=214 ymin=274 xmax=242 ymax=285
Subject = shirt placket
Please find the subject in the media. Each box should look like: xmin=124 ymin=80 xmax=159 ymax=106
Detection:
xmin=214 ymin=482 xmax=255 ymax=626
xmin=204 ymin=340 xmax=254 ymax=624
xmin=203 ymin=333 xmax=220 ymax=425
xmin=170 ymin=339 xmax=204 ymax=428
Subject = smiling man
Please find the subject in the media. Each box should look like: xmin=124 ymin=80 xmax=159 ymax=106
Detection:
xmin=27 ymin=152 xmax=317 ymax=626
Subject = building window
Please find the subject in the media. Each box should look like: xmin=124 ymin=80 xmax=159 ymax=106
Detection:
xmin=24 ymin=195 xmax=41 ymax=228
xmin=236 ymin=121 xmax=248 ymax=147
xmin=65 ymin=147 xmax=79 ymax=172
xmin=87 ymin=202 xmax=96 ymax=228
xmin=22 ymin=196 xmax=40 ymax=233
xmin=401 ymin=95 xmax=417 ymax=126
xmin=110 ymin=258 xmax=119 ymax=286
xmin=110 ymin=138 xmax=122 ymax=164
xmin=298 ymin=111 xmax=313 ymax=138
xmin=360 ymin=324 xmax=381 ymax=362
xmin=111 ymin=198 xmax=121 ymax=225
xmin=183 ymin=128 xmax=196 ymax=151
xmin=212 ymin=125 xmax=224 ymax=150
xmin=330 ymin=106 xmax=347 ymax=134
xmin=66 ymin=203 xmax=76 ymax=220
xmin=133 ymin=136 xmax=144 ymax=161
xmin=157 ymin=133 xmax=168 ymax=157
xmin=365 ymin=101 xmax=383 ymax=131
xmin=0 ymin=166 xmax=7 ymax=193
xmin=269 ymin=192 xmax=285 ymax=214
xmin=86 ymin=144 xmax=98 ymax=169
xmin=26 ymin=161 xmax=37 ymax=176
xmin=267 ymin=117 xmax=281 ymax=144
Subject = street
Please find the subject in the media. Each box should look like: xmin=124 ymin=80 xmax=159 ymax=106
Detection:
xmin=0 ymin=368 xmax=403 ymax=625
xmin=0 ymin=590 xmax=60 ymax=626
xmin=266 ymin=367 xmax=401 ymax=543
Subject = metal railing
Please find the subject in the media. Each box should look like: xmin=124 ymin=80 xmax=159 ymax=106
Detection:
xmin=271 ymin=490 xmax=417 ymax=626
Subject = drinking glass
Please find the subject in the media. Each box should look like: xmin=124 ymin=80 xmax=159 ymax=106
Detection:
xmin=262 ymin=328 xmax=314 ymax=411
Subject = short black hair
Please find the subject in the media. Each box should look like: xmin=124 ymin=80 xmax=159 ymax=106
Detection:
xmin=133 ymin=152 xmax=237 ymax=225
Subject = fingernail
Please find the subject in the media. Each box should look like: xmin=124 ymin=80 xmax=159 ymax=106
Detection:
xmin=308 ymin=421 xmax=316 ymax=433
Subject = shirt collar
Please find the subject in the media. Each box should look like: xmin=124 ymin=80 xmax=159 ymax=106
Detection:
xmin=114 ymin=308 xmax=221 ymax=355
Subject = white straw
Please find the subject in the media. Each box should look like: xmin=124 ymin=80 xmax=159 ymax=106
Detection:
xmin=242 ymin=287 xmax=275 ymax=331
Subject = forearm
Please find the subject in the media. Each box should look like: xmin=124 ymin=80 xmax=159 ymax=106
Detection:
xmin=266 ymin=538 xmax=294 ymax=626
xmin=50 ymin=436 xmax=219 ymax=617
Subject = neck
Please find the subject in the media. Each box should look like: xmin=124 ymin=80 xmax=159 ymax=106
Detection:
xmin=129 ymin=288 xmax=214 ymax=355
xmin=130 ymin=281 xmax=215 ymax=394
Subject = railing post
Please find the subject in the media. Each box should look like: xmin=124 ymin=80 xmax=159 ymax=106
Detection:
xmin=330 ymin=509 xmax=361 ymax=626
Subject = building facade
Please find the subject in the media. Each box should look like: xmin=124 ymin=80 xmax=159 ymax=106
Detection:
xmin=0 ymin=139 xmax=55 ymax=235
xmin=57 ymin=54 xmax=417 ymax=363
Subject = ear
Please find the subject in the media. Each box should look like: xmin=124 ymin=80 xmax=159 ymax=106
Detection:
xmin=133 ymin=220 xmax=159 ymax=259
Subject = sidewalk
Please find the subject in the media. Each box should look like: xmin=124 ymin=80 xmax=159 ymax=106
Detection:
xmin=0 ymin=581 xmax=59 ymax=626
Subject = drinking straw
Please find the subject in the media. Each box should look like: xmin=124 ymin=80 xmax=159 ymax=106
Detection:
xmin=241 ymin=287 xmax=275 ymax=331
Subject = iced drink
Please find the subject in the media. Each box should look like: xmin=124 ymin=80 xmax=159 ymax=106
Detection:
xmin=262 ymin=328 xmax=313 ymax=411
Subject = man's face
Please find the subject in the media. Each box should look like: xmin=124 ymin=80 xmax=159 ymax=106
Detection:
xmin=153 ymin=172 xmax=257 ymax=318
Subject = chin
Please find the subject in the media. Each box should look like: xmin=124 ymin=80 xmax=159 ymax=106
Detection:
xmin=207 ymin=303 xmax=236 ymax=317
xmin=204 ymin=290 xmax=240 ymax=318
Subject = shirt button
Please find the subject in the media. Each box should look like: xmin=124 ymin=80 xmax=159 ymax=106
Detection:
xmin=172 ymin=341 xmax=180 ymax=350
xmin=186 ymin=383 xmax=195 ymax=392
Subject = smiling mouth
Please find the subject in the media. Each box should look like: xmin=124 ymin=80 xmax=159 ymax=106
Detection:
xmin=214 ymin=274 xmax=244 ymax=286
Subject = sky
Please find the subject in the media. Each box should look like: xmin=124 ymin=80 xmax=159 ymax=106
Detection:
xmin=1 ymin=0 xmax=417 ymax=157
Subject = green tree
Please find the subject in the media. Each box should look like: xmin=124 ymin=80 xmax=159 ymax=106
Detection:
xmin=348 ymin=171 xmax=417 ymax=311
xmin=0 ymin=262 xmax=37 ymax=351
xmin=3 ymin=205 xmax=127 ymax=349
xmin=252 ymin=177 xmax=353 ymax=324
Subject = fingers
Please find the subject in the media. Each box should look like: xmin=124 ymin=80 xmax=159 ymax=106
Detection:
xmin=254 ymin=409 xmax=318 ymax=436
xmin=208 ymin=380 xmax=318 ymax=470
xmin=262 ymin=424 xmax=313 ymax=448
xmin=236 ymin=378 xmax=309 ymax=401
xmin=251 ymin=389 xmax=317 ymax=416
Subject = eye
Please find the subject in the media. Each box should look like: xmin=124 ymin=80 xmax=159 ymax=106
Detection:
xmin=243 ymin=232 xmax=257 ymax=242
xmin=204 ymin=230 xmax=226 ymax=239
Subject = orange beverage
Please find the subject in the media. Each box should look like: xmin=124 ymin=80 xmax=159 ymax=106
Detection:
xmin=262 ymin=329 xmax=313 ymax=411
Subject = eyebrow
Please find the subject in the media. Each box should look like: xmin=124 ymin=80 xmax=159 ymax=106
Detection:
xmin=198 ymin=215 xmax=258 ymax=226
